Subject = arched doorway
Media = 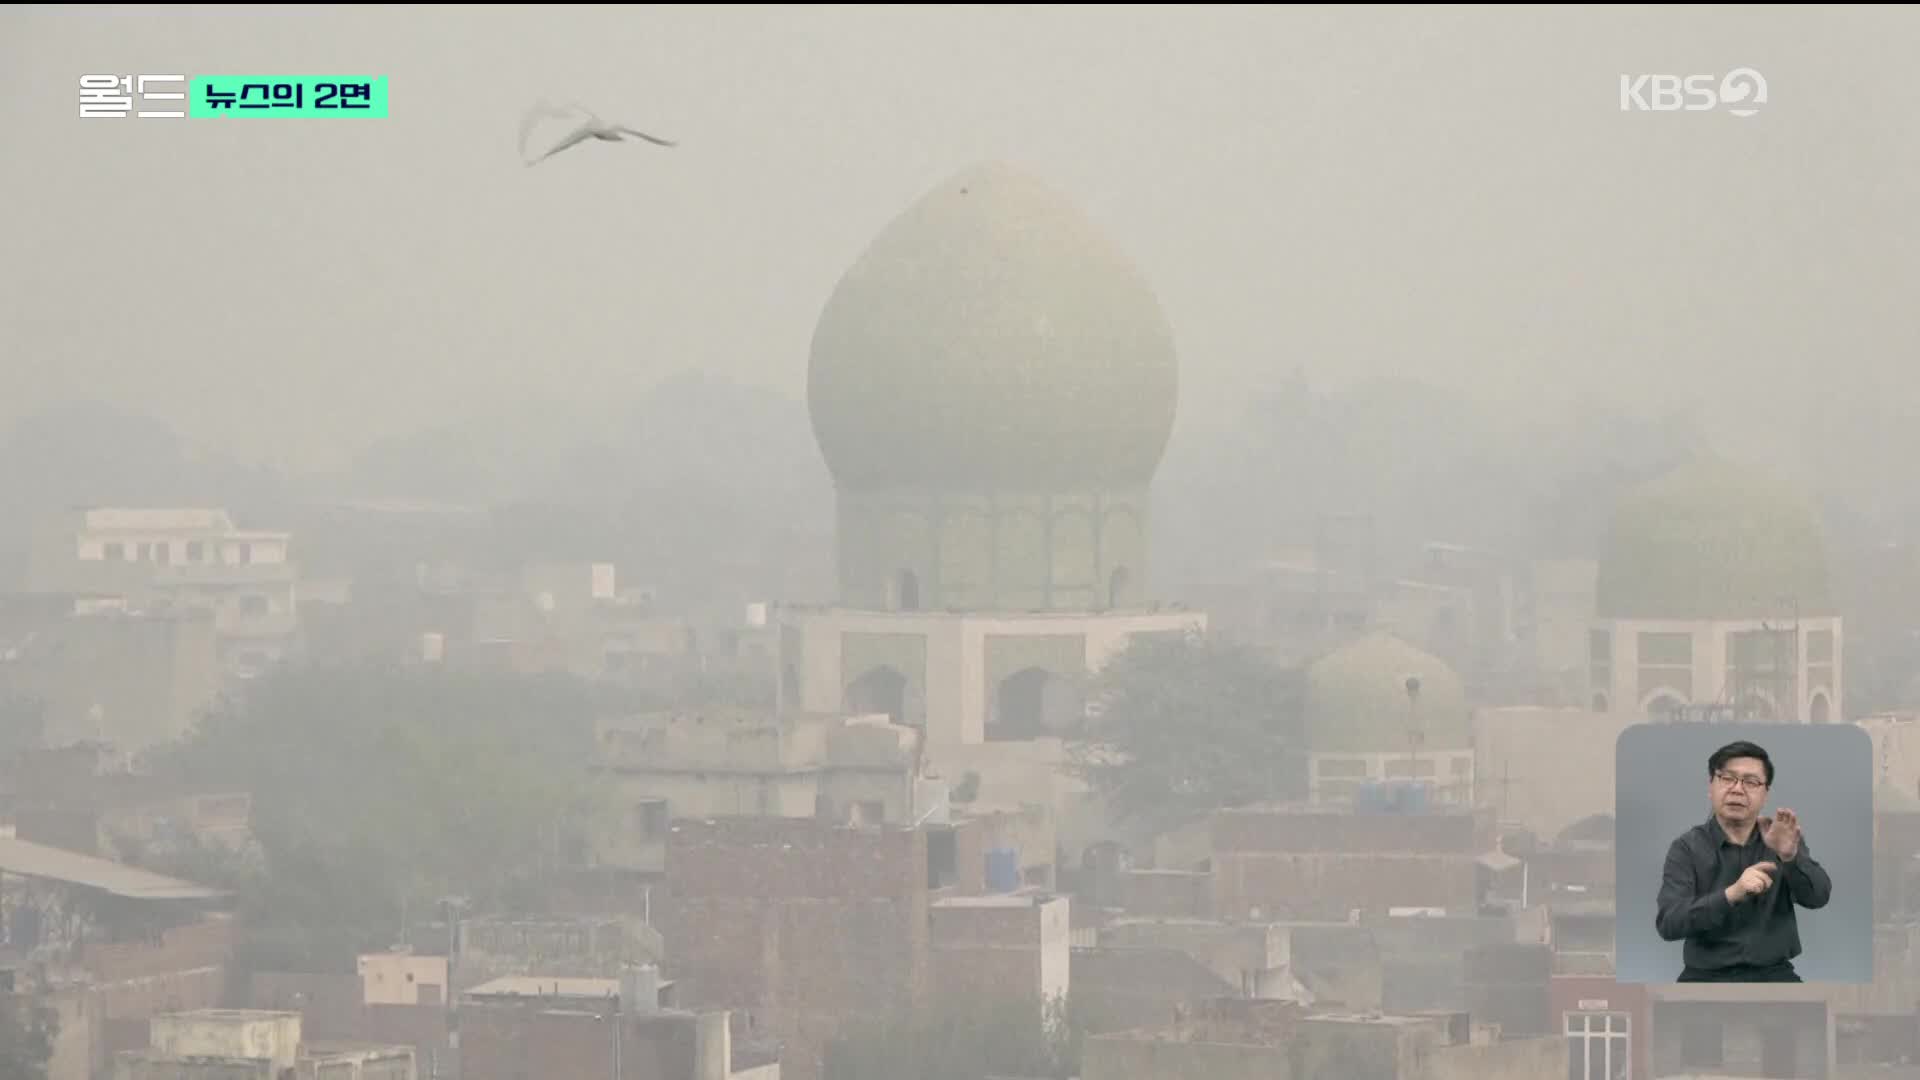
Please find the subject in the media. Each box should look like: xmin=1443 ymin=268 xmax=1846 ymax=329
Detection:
xmin=1644 ymin=692 xmax=1687 ymax=719
xmin=1107 ymin=566 xmax=1132 ymax=609
xmin=990 ymin=667 xmax=1085 ymax=740
xmin=1810 ymin=692 xmax=1831 ymax=724
xmin=846 ymin=666 xmax=909 ymax=726
xmin=1591 ymin=691 xmax=1610 ymax=712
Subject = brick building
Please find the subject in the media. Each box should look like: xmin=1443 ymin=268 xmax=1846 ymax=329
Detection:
xmin=660 ymin=818 xmax=930 ymax=1080
xmin=1210 ymin=804 xmax=1501 ymax=922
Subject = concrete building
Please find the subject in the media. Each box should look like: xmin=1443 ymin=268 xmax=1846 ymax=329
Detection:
xmin=26 ymin=508 xmax=300 ymax=679
xmin=1208 ymin=803 xmax=1502 ymax=922
xmin=112 ymin=1010 xmax=417 ymax=1080
xmin=591 ymin=710 xmax=924 ymax=873
xmin=356 ymin=951 xmax=447 ymax=1007
xmin=1589 ymin=458 xmax=1841 ymax=722
xmin=1472 ymin=705 xmax=1635 ymax=842
xmin=0 ymin=595 xmax=223 ymax=756
xmin=457 ymin=972 xmax=776 ymax=1080
xmin=1647 ymin=983 xmax=1833 ymax=1078
xmin=1552 ymin=976 xmax=1650 ymax=1080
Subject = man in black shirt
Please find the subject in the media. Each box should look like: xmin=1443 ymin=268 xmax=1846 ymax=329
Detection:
xmin=1655 ymin=739 xmax=1833 ymax=982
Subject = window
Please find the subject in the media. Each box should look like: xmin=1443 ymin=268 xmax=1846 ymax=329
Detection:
xmin=1566 ymin=1012 xmax=1630 ymax=1080
xmin=1637 ymin=632 xmax=1693 ymax=700
xmin=637 ymin=801 xmax=667 ymax=839
xmin=1680 ymin=1014 xmax=1721 ymax=1069
xmin=1761 ymin=1023 xmax=1798 ymax=1079
xmin=1809 ymin=630 xmax=1834 ymax=665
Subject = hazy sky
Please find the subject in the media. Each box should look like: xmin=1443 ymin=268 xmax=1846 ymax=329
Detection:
xmin=4 ymin=5 xmax=1917 ymax=470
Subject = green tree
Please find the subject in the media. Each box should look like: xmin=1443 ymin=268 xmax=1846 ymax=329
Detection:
xmin=152 ymin=661 xmax=618 ymax=961
xmin=1070 ymin=629 xmax=1304 ymax=831
xmin=0 ymin=992 xmax=58 ymax=1080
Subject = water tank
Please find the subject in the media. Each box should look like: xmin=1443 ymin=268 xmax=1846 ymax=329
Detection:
xmin=1384 ymin=780 xmax=1430 ymax=815
xmin=986 ymin=848 xmax=1020 ymax=892
xmin=620 ymin=963 xmax=660 ymax=1013
xmin=1353 ymin=781 xmax=1386 ymax=814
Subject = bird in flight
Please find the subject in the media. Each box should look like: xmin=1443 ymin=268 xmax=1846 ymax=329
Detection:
xmin=519 ymin=100 xmax=677 ymax=166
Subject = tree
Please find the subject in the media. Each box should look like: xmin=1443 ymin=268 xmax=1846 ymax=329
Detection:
xmin=1070 ymin=630 xmax=1304 ymax=832
xmin=0 ymin=991 xmax=58 ymax=1080
xmin=152 ymin=661 xmax=618 ymax=961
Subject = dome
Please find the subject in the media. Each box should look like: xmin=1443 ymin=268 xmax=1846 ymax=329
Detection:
xmin=1595 ymin=457 xmax=1834 ymax=620
xmin=1304 ymin=631 xmax=1473 ymax=754
xmin=808 ymin=163 xmax=1178 ymax=491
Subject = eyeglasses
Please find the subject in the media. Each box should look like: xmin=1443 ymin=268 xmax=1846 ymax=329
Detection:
xmin=1714 ymin=770 xmax=1768 ymax=792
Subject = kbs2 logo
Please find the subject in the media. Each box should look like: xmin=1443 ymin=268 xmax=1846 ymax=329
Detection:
xmin=1619 ymin=67 xmax=1768 ymax=117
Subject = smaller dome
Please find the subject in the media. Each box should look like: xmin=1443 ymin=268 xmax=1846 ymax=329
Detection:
xmin=1596 ymin=457 xmax=1834 ymax=620
xmin=1305 ymin=631 xmax=1473 ymax=754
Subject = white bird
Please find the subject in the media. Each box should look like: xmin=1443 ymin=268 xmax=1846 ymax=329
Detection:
xmin=519 ymin=100 xmax=677 ymax=166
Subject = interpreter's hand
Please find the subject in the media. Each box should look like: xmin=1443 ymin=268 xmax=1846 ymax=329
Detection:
xmin=1726 ymin=861 xmax=1778 ymax=903
xmin=1762 ymin=808 xmax=1803 ymax=863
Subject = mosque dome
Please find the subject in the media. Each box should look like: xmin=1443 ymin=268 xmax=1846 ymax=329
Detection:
xmin=1595 ymin=457 xmax=1834 ymax=620
xmin=1305 ymin=631 xmax=1474 ymax=754
xmin=807 ymin=162 xmax=1178 ymax=492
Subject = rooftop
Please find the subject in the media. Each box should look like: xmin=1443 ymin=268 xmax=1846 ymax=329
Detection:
xmin=157 ymin=1009 xmax=298 ymax=1023
xmin=0 ymin=836 xmax=228 ymax=901
xmin=301 ymin=1042 xmax=417 ymax=1060
xmin=465 ymin=976 xmax=620 ymax=999
xmin=933 ymin=893 xmax=1061 ymax=909
xmin=1122 ymin=1009 xmax=1442 ymax=1049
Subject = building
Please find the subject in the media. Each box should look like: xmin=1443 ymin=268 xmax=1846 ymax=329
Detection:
xmin=25 ymin=508 xmax=300 ymax=679
xmin=112 ymin=1009 xmax=417 ymax=1080
xmin=779 ymin=163 xmax=1206 ymax=789
xmin=356 ymin=951 xmax=448 ymax=1007
xmin=1646 ymin=983 xmax=1833 ymax=1078
xmin=1302 ymin=631 xmax=1476 ymax=806
xmin=1472 ymin=706 xmax=1635 ymax=842
xmin=457 ymin=967 xmax=774 ymax=1080
xmin=1589 ymin=459 xmax=1841 ymax=722
xmin=0 ymin=595 xmax=224 ymax=756
xmin=660 ymin=817 xmax=929 ymax=1080
xmin=0 ymin=834 xmax=234 ymax=1080
xmin=590 ymin=710 xmax=925 ymax=873
xmin=1081 ymin=997 xmax=1564 ymax=1080
xmin=1208 ymin=803 xmax=1503 ymax=923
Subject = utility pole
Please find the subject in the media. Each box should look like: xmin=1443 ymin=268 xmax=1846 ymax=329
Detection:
xmin=1404 ymin=674 xmax=1423 ymax=787
xmin=440 ymin=896 xmax=468 ymax=1080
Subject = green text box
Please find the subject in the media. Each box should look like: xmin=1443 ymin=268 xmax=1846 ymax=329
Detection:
xmin=191 ymin=77 xmax=387 ymax=118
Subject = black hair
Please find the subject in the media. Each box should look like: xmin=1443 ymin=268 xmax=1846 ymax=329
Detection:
xmin=1709 ymin=740 xmax=1774 ymax=787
